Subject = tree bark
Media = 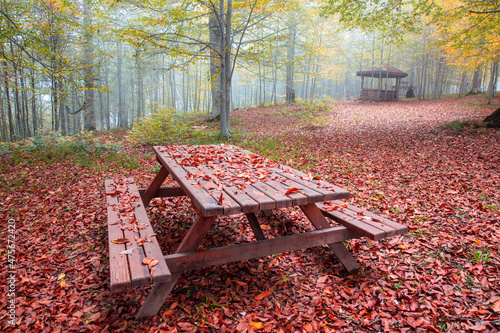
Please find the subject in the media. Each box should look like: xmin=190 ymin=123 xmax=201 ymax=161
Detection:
xmin=468 ymin=64 xmax=483 ymax=95
xmin=219 ymin=0 xmax=232 ymax=138
xmin=488 ymin=61 xmax=498 ymax=104
xmin=83 ymin=0 xmax=96 ymax=131
xmin=285 ymin=22 xmax=296 ymax=104
xmin=484 ymin=107 xmax=500 ymax=128
xmin=3 ymin=60 xmax=15 ymax=142
xmin=117 ymin=41 xmax=124 ymax=127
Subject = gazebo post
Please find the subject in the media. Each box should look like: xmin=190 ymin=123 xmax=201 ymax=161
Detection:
xmin=395 ymin=78 xmax=400 ymax=100
xmin=360 ymin=75 xmax=364 ymax=96
xmin=377 ymin=76 xmax=382 ymax=101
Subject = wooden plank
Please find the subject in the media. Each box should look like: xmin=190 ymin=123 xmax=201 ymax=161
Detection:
xmin=245 ymin=213 xmax=266 ymax=241
xmin=239 ymin=183 xmax=277 ymax=211
xmin=183 ymin=165 xmax=242 ymax=216
xmin=275 ymin=168 xmax=350 ymax=201
xmin=331 ymin=200 xmax=408 ymax=235
xmin=264 ymin=179 xmax=309 ymax=206
xmin=105 ymin=179 xmax=132 ymax=292
xmin=116 ymin=179 xmax=152 ymax=287
xmin=121 ymin=223 xmax=151 ymax=287
xmin=317 ymin=203 xmax=386 ymax=240
xmin=223 ymin=185 xmax=259 ymax=213
xmin=164 ymin=226 xmax=353 ymax=273
xmin=128 ymin=180 xmax=171 ymax=284
xmin=238 ymin=147 xmax=349 ymax=202
xmin=138 ymin=186 xmax=186 ymax=198
xmin=251 ymin=181 xmax=292 ymax=209
xmin=194 ymin=158 xmax=270 ymax=214
xmin=142 ymin=166 xmax=170 ymax=206
xmin=155 ymin=153 xmax=223 ymax=217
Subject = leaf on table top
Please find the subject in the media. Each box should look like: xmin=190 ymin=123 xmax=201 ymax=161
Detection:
xmin=142 ymin=257 xmax=159 ymax=269
xmin=111 ymin=238 xmax=130 ymax=244
xmin=218 ymin=192 xmax=224 ymax=206
xmin=285 ymin=187 xmax=299 ymax=195
xmin=120 ymin=248 xmax=134 ymax=255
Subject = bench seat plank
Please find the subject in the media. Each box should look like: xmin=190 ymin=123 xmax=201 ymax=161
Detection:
xmin=127 ymin=180 xmax=172 ymax=285
xmin=332 ymin=201 xmax=408 ymax=235
xmin=105 ymin=179 xmax=171 ymax=292
xmin=317 ymin=201 xmax=407 ymax=240
xmin=105 ymin=180 xmax=132 ymax=292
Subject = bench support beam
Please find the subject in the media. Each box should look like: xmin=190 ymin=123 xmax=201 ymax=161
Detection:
xmin=300 ymin=203 xmax=360 ymax=273
xmin=139 ymin=186 xmax=186 ymax=199
xmin=164 ymin=226 xmax=354 ymax=274
xmin=142 ymin=166 xmax=170 ymax=206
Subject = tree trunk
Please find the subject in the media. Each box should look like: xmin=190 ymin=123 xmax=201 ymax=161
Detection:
xmin=209 ymin=13 xmax=222 ymax=121
xmin=469 ymin=64 xmax=483 ymax=95
xmin=117 ymin=41 xmax=124 ymax=127
xmin=83 ymin=0 xmax=96 ymax=131
xmin=3 ymin=61 xmax=15 ymax=142
xmin=285 ymin=22 xmax=296 ymax=104
xmin=219 ymin=0 xmax=232 ymax=138
xmin=30 ymin=68 xmax=37 ymax=136
xmin=488 ymin=61 xmax=498 ymax=105
xmin=484 ymin=107 xmax=500 ymax=128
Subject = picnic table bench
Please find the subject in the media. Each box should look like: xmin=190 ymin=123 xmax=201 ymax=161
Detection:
xmin=105 ymin=144 xmax=407 ymax=319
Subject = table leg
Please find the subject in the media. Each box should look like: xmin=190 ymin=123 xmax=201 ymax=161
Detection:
xmin=142 ymin=166 xmax=170 ymax=206
xmin=299 ymin=203 xmax=359 ymax=273
xmin=136 ymin=215 xmax=217 ymax=320
xmin=245 ymin=213 xmax=266 ymax=241
xmin=261 ymin=210 xmax=274 ymax=218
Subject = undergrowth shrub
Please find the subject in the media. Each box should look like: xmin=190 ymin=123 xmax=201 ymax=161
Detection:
xmin=127 ymin=105 xmax=237 ymax=145
xmin=1 ymin=131 xmax=125 ymax=167
xmin=127 ymin=107 xmax=192 ymax=145
xmin=439 ymin=120 xmax=482 ymax=133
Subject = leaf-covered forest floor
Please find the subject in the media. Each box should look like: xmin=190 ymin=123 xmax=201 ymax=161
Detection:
xmin=1 ymin=96 xmax=500 ymax=332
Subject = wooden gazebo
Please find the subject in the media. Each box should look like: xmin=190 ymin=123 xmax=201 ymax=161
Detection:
xmin=356 ymin=65 xmax=408 ymax=101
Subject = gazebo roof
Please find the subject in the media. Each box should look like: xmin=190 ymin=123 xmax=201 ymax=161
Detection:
xmin=356 ymin=65 xmax=408 ymax=79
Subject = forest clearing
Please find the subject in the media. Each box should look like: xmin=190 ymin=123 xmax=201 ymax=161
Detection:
xmin=1 ymin=96 xmax=499 ymax=332
xmin=2 ymin=0 xmax=500 ymax=331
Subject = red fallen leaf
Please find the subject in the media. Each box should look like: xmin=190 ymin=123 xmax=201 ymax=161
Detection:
xmin=285 ymin=187 xmax=299 ymax=195
xmin=218 ymin=192 xmax=224 ymax=205
xmin=236 ymin=321 xmax=249 ymax=331
xmin=249 ymin=321 xmax=264 ymax=330
xmin=466 ymin=325 xmax=487 ymax=331
xmin=492 ymin=300 xmax=500 ymax=312
xmin=88 ymin=312 xmax=100 ymax=322
xmin=255 ymin=289 xmax=271 ymax=300
xmin=111 ymin=238 xmax=130 ymax=244
xmin=142 ymin=257 xmax=159 ymax=269
xmin=178 ymin=322 xmax=195 ymax=331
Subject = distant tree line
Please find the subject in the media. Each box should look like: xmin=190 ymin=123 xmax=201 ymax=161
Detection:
xmin=0 ymin=0 xmax=498 ymax=142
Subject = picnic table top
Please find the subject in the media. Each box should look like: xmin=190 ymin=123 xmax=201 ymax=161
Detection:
xmin=153 ymin=144 xmax=350 ymax=217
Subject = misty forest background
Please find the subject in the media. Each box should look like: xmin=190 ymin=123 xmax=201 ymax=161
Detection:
xmin=1 ymin=0 xmax=499 ymax=142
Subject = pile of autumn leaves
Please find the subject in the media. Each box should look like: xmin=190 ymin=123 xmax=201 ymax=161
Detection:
xmin=1 ymin=96 xmax=499 ymax=332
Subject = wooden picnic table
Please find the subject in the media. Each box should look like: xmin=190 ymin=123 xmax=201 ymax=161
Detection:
xmin=106 ymin=144 xmax=407 ymax=319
